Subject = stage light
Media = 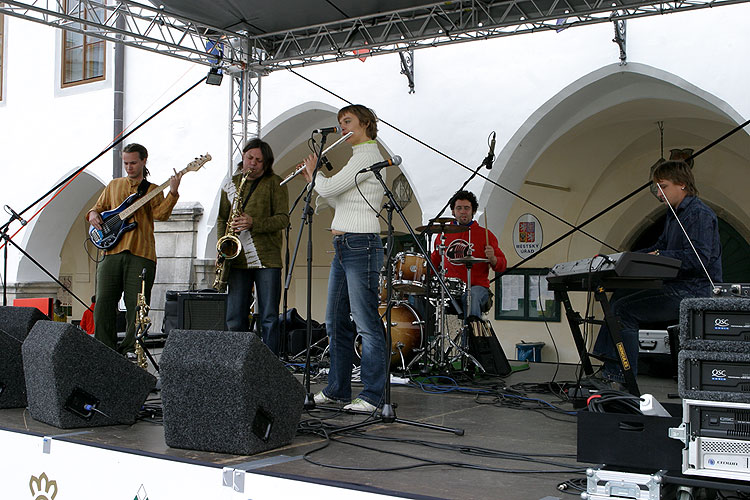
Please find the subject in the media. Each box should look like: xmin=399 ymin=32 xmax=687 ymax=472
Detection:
xmin=206 ymin=67 xmax=223 ymax=86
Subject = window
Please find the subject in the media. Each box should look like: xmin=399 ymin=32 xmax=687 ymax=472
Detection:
xmin=61 ymin=0 xmax=105 ymax=87
xmin=0 ymin=10 xmax=4 ymax=101
xmin=495 ymin=268 xmax=561 ymax=322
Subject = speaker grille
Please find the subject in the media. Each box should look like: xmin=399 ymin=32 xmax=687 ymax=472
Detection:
xmin=177 ymin=293 xmax=227 ymax=331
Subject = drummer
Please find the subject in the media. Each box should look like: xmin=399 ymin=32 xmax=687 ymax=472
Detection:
xmin=430 ymin=190 xmax=507 ymax=319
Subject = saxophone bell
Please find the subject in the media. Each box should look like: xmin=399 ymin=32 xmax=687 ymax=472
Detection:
xmin=216 ymin=234 xmax=242 ymax=260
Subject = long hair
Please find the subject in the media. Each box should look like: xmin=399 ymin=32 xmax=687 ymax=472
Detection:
xmin=653 ymin=160 xmax=698 ymax=196
xmin=337 ymin=104 xmax=378 ymax=140
xmin=237 ymin=138 xmax=275 ymax=177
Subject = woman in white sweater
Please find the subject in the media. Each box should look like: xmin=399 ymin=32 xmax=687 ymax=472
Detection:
xmin=302 ymin=104 xmax=386 ymax=412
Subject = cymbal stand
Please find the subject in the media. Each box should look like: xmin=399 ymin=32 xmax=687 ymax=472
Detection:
xmin=448 ymin=255 xmax=485 ymax=373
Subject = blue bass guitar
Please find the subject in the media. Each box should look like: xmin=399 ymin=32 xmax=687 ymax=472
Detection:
xmin=89 ymin=154 xmax=211 ymax=250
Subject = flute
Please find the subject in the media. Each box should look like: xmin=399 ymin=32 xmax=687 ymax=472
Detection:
xmin=279 ymin=131 xmax=353 ymax=186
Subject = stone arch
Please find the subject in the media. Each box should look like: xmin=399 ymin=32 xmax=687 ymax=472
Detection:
xmin=18 ymin=169 xmax=106 ymax=283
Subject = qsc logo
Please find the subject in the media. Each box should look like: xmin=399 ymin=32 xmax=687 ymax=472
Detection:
xmin=711 ymin=368 xmax=727 ymax=380
xmin=714 ymin=318 xmax=730 ymax=330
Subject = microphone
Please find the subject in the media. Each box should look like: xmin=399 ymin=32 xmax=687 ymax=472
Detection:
xmin=313 ymin=126 xmax=340 ymax=134
xmin=4 ymin=205 xmax=27 ymax=226
xmin=484 ymin=131 xmax=496 ymax=170
xmin=359 ymin=156 xmax=402 ymax=173
xmin=322 ymin=158 xmax=334 ymax=171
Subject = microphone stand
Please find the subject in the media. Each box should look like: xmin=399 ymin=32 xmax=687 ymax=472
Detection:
xmin=419 ymin=136 xmax=493 ymax=238
xmin=1 ymin=208 xmax=90 ymax=311
xmin=283 ymin=133 xmax=331 ymax=410
xmin=330 ymin=166 xmax=463 ymax=436
xmin=280 ymin=182 xmax=311 ymax=361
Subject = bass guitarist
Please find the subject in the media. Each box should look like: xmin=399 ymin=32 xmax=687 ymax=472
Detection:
xmin=86 ymin=143 xmax=182 ymax=356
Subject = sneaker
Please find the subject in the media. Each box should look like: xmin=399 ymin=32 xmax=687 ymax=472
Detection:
xmin=343 ymin=398 xmax=377 ymax=412
xmin=313 ymin=391 xmax=343 ymax=405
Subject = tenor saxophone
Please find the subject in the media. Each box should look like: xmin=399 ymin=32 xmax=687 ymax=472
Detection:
xmin=213 ymin=171 xmax=250 ymax=292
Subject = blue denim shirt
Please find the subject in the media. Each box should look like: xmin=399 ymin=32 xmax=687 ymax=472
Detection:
xmin=641 ymin=196 xmax=722 ymax=297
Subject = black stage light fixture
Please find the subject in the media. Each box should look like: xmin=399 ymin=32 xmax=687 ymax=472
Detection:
xmin=206 ymin=67 xmax=223 ymax=86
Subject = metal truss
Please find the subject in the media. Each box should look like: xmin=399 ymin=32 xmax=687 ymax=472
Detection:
xmin=3 ymin=0 xmax=748 ymax=73
xmin=249 ymin=0 xmax=750 ymax=71
xmin=228 ymin=66 xmax=262 ymax=171
xmin=0 ymin=0 xmax=249 ymax=69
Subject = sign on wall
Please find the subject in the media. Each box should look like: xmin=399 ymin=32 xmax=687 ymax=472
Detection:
xmin=512 ymin=213 xmax=543 ymax=259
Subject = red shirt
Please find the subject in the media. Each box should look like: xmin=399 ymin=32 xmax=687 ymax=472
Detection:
xmin=430 ymin=221 xmax=507 ymax=289
xmin=80 ymin=303 xmax=95 ymax=335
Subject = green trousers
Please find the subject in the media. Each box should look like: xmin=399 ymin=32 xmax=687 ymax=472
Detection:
xmin=93 ymin=252 xmax=156 ymax=354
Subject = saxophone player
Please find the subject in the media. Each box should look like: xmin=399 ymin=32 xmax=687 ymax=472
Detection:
xmin=216 ymin=138 xmax=289 ymax=354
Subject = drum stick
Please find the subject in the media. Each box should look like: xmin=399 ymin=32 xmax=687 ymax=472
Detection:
xmin=484 ymin=212 xmax=489 ymax=244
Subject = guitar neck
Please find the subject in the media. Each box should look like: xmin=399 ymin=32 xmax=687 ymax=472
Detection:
xmin=119 ymin=170 xmax=183 ymax=220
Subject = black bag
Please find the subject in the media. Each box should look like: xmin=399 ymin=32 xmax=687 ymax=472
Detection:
xmin=466 ymin=317 xmax=511 ymax=376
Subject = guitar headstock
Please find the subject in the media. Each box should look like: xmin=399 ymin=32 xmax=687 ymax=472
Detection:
xmin=185 ymin=153 xmax=212 ymax=172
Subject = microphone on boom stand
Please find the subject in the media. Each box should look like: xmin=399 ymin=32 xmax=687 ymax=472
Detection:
xmin=483 ymin=132 xmax=496 ymax=170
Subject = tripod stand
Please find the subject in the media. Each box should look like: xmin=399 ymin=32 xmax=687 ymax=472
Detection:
xmin=329 ymin=166 xmax=463 ymax=436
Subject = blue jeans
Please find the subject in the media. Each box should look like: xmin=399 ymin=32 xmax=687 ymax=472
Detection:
xmin=592 ymin=288 xmax=683 ymax=381
xmin=322 ymin=233 xmax=386 ymax=406
xmin=227 ymin=267 xmax=282 ymax=354
xmin=463 ymin=285 xmax=490 ymax=319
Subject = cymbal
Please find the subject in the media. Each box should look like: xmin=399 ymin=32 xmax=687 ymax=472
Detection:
xmin=429 ymin=217 xmax=456 ymax=225
xmin=450 ymin=256 xmax=489 ymax=264
xmin=415 ymin=224 xmax=467 ymax=234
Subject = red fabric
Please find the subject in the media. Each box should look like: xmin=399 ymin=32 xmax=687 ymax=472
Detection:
xmin=80 ymin=303 xmax=95 ymax=335
xmin=430 ymin=221 xmax=507 ymax=288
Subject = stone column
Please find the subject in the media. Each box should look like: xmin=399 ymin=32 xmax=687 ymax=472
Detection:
xmin=152 ymin=202 xmax=203 ymax=332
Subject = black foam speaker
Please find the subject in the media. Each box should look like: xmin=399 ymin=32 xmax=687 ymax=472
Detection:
xmin=161 ymin=329 xmax=305 ymax=455
xmin=21 ymin=321 xmax=156 ymax=428
xmin=0 ymin=306 xmax=48 ymax=408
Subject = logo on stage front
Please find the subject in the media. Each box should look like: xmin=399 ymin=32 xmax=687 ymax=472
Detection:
xmin=29 ymin=472 xmax=58 ymax=500
xmin=134 ymin=484 xmax=149 ymax=500
xmin=513 ymin=213 xmax=542 ymax=258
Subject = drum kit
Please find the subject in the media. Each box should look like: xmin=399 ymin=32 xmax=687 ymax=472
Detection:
xmin=375 ymin=216 xmax=489 ymax=373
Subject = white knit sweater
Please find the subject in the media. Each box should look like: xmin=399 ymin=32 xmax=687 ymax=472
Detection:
xmin=314 ymin=141 xmax=384 ymax=234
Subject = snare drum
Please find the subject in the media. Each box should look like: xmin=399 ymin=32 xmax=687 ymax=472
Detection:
xmin=393 ymin=251 xmax=428 ymax=294
xmin=430 ymin=276 xmax=466 ymax=298
xmin=355 ymin=302 xmax=423 ymax=370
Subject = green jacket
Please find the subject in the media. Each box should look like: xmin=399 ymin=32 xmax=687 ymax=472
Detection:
xmin=217 ymin=172 xmax=289 ymax=269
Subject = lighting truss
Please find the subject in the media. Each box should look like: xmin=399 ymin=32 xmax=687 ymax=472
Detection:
xmin=248 ymin=0 xmax=750 ymax=71
xmin=0 ymin=0 xmax=249 ymax=68
xmin=2 ymin=0 xmax=748 ymax=72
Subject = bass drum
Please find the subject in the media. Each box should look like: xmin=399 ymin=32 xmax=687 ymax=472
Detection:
xmin=355 ymin=302 xmax=423 ymax=370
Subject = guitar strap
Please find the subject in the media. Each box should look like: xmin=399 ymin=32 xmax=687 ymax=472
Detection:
xmin=136 ymin=179 xmax=152 ymax=199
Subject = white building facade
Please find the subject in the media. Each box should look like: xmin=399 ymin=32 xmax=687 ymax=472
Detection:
xmin=1 ymin=5 xmax=748 ymax=362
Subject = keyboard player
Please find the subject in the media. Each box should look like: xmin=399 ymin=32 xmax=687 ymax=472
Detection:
xmin=592 ymin=160 xmax=722 ymax=385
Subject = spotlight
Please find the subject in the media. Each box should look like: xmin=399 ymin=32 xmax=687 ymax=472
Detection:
xmin=206 ymin=67 xmax=223 ymax=86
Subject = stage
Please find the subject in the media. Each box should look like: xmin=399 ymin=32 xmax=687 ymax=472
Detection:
xmin=0 ymin=359 xmax=686 ymax=499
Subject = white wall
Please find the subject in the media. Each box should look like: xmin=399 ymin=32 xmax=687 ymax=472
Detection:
xmin=2 ymin=5 xmax=749 ymax=360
